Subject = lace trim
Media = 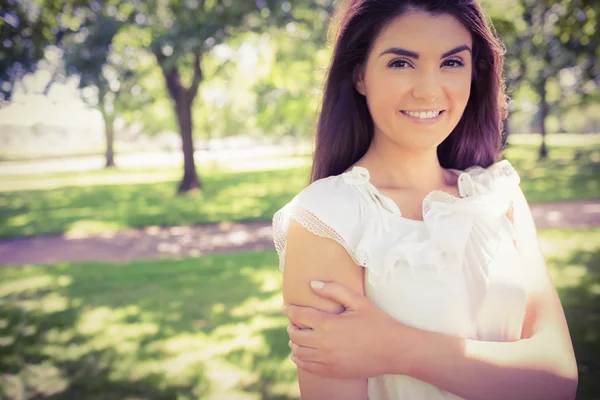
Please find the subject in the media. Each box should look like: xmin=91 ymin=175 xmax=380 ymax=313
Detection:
xmin=273 ymin=203 xmax=363 ymax=271
xmin=467 ymin=159 xmax=520 ymax=184
xmin=490 ymin=159 xmax=518 ymax=177
xmin=272 ymin=205 xmax=289 ymax=269
xmin=273 ymin=160 xmax=521 ymax=275
xmin=422 ymin=190 xmax=461 ymax=216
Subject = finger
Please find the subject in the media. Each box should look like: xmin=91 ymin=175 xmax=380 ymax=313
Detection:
xmin=284 ymin=304 xmax=326 ymax=329
xmin=288 ymin=324 xmax=320 ymax=348
xmin=289 ymin=340 xmax=322 ymax=362
xmin=290 ymin=355 xmax=331 ymax=376
xmin=310 ymin=280 xmax=364 ymax=311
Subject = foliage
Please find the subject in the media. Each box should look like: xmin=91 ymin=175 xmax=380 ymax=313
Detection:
xmin=495 ymin=0 xmax=599 ymax=156
xmin=0 ymin=0 xmax=95 ymax=102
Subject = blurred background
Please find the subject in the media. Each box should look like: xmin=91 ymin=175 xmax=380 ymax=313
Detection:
xmin=0 ymin=0 xmax=598 ymax=399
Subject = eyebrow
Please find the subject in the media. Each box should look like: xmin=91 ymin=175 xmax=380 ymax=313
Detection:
xmin=378 ymin=45 xmax=472 ymax=59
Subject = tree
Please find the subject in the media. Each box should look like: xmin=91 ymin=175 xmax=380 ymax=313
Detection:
xmin=0 ymin=0 xmax=94 ymax=103
xmin=61 ymin=13 xmax=153 ymax=168
xmin=253 ymin=17 xmax=331 ymax=143
xmin=510 ymin=0 xmax=598 ymax=158
xmin=136 ymin=0 xmax=332 ymax=192
xmin=2 ymin=1 xmax=334 ymax=191
xmin=0 ymin=0 xmax=147 ymax=168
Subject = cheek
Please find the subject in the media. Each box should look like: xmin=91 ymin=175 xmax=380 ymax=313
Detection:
xmin=447 ymin=73 xmax=472 ymax=109
xmin=365 ymin=73 xmax=407 ymax=116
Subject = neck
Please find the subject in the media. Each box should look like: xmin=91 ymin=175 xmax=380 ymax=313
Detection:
xmin=357 ymin=132 xmax=452 ymax=192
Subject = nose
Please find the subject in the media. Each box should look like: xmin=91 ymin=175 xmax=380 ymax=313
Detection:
xmin=411 ymin=70 xmax=443 ymax=102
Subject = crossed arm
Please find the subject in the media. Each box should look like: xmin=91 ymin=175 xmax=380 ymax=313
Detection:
xmin=282 ymin=188 xmax=578 ymax=400
xmin=282 ymin=218 xmax=368 ymax=399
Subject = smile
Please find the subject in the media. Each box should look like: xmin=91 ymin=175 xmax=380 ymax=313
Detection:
xmin=400 ymin=110 xmax=444 ymax=119
xmin=400 ymin=110 xmax=445 ymax=125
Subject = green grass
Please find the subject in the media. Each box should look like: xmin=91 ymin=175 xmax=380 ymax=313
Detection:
xmin=0 ymin=162 xmax=312 ymax=239
xmin=0 ymin=141 xmax=598 ymax=239
xmin=503 ymin=144 xmax=600 ymax=204
xmin=0 ymin=229 xmax=598 ymax=399
xmin=0 ymin=251 xmax=297 ymax=400
xmin=537 ymin=229 xmax=600 ymax=399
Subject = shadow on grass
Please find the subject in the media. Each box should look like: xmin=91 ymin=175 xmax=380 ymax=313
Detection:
xmin=0 ymin=229 xmax=599 ymax=398
xmin=0 ymin=251 xmax=297 ymax=399
xmin=547 ymin=247 xmax=600 ymax=400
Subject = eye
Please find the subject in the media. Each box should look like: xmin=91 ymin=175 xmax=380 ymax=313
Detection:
xmin=388 ymin=59 xmax=412 ymax=69
xmin=442 ymin=59 xmax=464 ymax=68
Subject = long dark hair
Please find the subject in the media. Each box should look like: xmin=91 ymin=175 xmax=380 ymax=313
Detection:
xmin=310 ymin=0 xmax=507 ymax=182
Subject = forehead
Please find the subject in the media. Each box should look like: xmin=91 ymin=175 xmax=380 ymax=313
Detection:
xmin=373 ymin=11 xmax=472 ymax=55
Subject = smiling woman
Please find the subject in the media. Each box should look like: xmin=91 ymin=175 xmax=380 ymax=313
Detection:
xmin=272 ymin=0 xmax=578 ymax=400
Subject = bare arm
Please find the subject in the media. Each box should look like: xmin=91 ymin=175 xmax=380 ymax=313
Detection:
xmin=283 ymin=219 xmax=368 ymax=400
xmin=398 ymin=187 xmax=578 ymax=399
xmin=287 ymin=188 xmax=578 ymax=399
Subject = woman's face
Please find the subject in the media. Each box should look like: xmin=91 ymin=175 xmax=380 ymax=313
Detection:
xmin=355 ymin=10 xmax=473 ymax=151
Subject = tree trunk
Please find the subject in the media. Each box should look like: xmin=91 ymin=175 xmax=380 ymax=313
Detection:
xmin=502 ymin=116 xmax=511 ymax=148
xmin=157 ymin=52 xmax=204 ymax=193
xmin=98 ymin=92 xmax=117 ymax=169
xmin=175 ymin=97 xmax=201 ymax=192
xmin=104 ymin=114 xmax=116 ymax=168
xmin=537 ymin=3 xmax=550 ymax=160
xmin=538 ymin=79 xmax=549 ymax=159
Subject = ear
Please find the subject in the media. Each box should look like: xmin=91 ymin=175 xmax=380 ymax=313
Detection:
xmin=353 ymin=65 xmax=366 ymax=96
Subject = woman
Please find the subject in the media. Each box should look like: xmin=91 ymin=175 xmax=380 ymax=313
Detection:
xmin=272 ymin=0 xmax=578 ymax=399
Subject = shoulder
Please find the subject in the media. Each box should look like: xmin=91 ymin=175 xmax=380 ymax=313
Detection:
xmin=295 ymin=173 xmax=363 ymax=217
xmin=463 ymin=159 xmax=521 ymax=199
xmin=272 ymin=170 xmax=368 ymax=270
xmin=466 ymin=159 xmax=520 ymax=185
xmin=277 ymin=170 xmax=366 ymax=234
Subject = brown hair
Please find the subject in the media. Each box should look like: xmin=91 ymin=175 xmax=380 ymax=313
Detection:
xmin=310 ymin=0 xmax=507 ymax=182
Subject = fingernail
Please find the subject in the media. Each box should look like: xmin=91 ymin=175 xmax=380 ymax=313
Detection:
xmin=290 ymin=354 xmax=296 ymax=362
xmin=310 ymin=280 xmax=324 ymax=289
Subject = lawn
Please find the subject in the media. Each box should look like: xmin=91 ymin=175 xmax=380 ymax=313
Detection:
xmin=0 ymin=138 xmax=598 ymax=239
xmin=0 ymin=252 xmax=295 ymax=400
xmin=504 ymin=142 xmax=600 ymax=204
xmin=0 ymin=229 xmax=599 ymax=399
xmin=0 ymin=158 xmax=312 ymax=239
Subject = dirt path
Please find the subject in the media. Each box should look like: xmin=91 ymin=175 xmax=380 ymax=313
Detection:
xmin=1 ymin=200 xmax=598 ymax=266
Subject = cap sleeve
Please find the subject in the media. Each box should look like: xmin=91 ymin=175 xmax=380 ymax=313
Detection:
xmin=272 ymin=176 xmax=364 ymax=271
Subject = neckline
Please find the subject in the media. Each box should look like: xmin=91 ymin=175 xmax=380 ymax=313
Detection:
xmin=345 ymin=165 xmax=469 ymax=223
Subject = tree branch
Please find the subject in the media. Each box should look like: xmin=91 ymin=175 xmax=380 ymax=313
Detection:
xmin=156 ymin=52 xmax=183 ymax=102
xmin=42 ymin=70 xmax=60 ymax=96
xmin=186 ymin=51 xmax=203 ymax=102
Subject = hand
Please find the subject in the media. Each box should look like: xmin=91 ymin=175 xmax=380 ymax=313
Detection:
xmin=284 ymin=281 xmax=412 ymax=379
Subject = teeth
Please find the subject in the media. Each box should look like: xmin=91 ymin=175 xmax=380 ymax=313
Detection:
xmin=402 ymin=110 xmax=441 ymax=119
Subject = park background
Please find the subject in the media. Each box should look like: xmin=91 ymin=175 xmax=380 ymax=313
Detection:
xmin=0 ymin=0 xmax=598 ymax=399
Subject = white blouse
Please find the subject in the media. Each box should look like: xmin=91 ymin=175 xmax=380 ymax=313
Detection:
xmin=273 ymin=160 xmax=528 ymax=399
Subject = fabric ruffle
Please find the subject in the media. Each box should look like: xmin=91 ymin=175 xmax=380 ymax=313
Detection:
xmin=347 ymin=160 xmax=520 ymax=288
xmin=273 ymin=160 xmax=521 ymax=301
